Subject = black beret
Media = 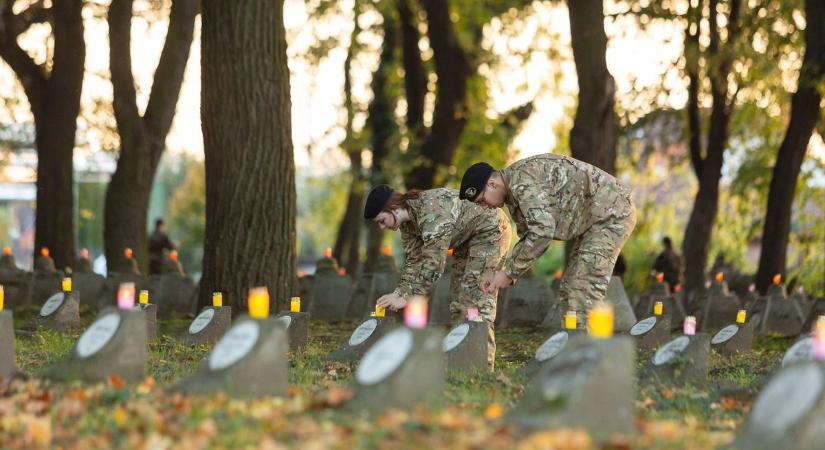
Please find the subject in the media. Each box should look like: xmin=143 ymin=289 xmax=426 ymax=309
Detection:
xmin=364 ymin=184 xmax=394 ymax=219
xmin=459 ymin=162 xmax=494 ymax=201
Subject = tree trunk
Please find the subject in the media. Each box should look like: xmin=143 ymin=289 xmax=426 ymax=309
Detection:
xmin=104 ymin=0 xmax=197 ymax=272
xmin=756 ymin=0 xmax=825 ymax=293
xmin=199 ymin=0 xmax=296 ymax=311
xmin=399 ymin=0 xmax=426 ymax=133
xmin=405 ymin=0 xmax=471 ymax=189
xmin=567 ymin=0 xmax=617 ymax=174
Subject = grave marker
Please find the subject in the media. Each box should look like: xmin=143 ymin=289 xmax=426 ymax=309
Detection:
xmin=710 ymin=310 xmax=754 ymax=354
xmin=0 ymin=248 xmax=32 ymax=310
xmin=749 ymin=275 xmax=805 ymax=337
xmin=629 ymin=314 xmax=670 ymax=349
xmin=34 ymin=278 xmax=80 ymax=331
xmin=328 ymin=314 xmax=398 ymax=362
xmin=0 ymin=296 xmax=18 ymax=379
xmin=149 ymin=254 xmax=198 ymax=318
xmin=308 ymin=273 xmax=354 ymax=321
xmin=605 ymin=276 xmax=637 ymax=332
xmin=644 ymin=332 xmax=710 ymax=385
xmin=186 ymin=293 xmax=232 ymax=345
xmin=697 ymin=273 xmax=742 ymax=332
xmin=497 ymin=275 xmax=555 ymax=328
xmin=443 ymin=320 xmax=489 ymax=371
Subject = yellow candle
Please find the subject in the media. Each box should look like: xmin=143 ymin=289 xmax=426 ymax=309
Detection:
xmin=653 ymin=301 xmax=663 ymax=316
xmin=62 ymin=277 xmax=72 ymax=293
xmin=248 ymin=287 xmax=270 ymax=319
xmin=588 ymin=303 xmax=614 ymax=339
xmin=736 ymin=309 xmax=747 ymax=324
xmin=564 ymin=311 xmax=577 ymax=330
xmin=375 ymin=304 xmax=386 ymax=318
xmin=139 ymin=290 xmax=149 ymax=305
xmin=0 ymin=285 xmax=4 ymax=311
xmin=290 ymin=296 xmax=301 ymax=313
xmin=212 ymin=292 xmax=223 ymax=307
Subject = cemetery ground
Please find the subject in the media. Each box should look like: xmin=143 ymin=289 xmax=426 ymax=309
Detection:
xmin=3 ymin=308 xmax=789 ymax=449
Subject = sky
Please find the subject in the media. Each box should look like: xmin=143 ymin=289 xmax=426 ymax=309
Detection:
xmin=0 ymin=0 xmax=822 ymax=179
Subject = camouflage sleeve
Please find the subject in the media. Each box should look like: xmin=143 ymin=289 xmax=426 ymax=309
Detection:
xmin=394 ymin=227 xmax=425 ymax=298
xmin=503 ymin=192 xmax=556 ymax=280
xmin=394 ymin=213 xmax=452 ymax=298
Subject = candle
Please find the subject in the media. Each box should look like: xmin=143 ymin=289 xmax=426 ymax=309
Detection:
xmin=0 ymin=285 xmax=4 ymax=311
xmin=124 ymin=248 xmax=133 ymax=259
xmin=564 ymin=310 xmax=577 ymax=330
xmin=248 ymin=287 xmax=270 ymax=319
xmin=324 ymin=247 xmax=332 ymax=258
xmin=290 ymin=296 xmax=301 ymax=313
xmin=816 ymin=316 xmax=825 ymax=334
xmin=736 ymin=309 xmax=747 ymax=324
xmin=655 ymin=273 xmax=664 ymax=283
xmin=139 ymin=290 xmax=149 ymax=305
xmin=653 ymin=301 xmax=663 ymax=316
xmin=772 ymin=274 xmax=782 ymax=285
xmin=212 ymin=292 xmax=223 ymax=307
xmin=555 ymin=271 xmax=563 ymax=281
xmin=813 ymin=319 xmax=825 ymax=361
xmin=169 ymin=250 xmax=178 ymax=261
xmin=748 ymin=283 xmax=756 ymax=293
xmin=467 ymin=308 xmax=479 ymax=321
xmin=683 ymin=316 xmax=696 ymax=336
xmin=117 ymin=282 xmax=136 ymax=309
xmin=338 ymin=268 xmax=346 ymax=276
xmin=80 ymin=248 xmax=89 ymax=259
xmin=674 ymin=284 xmax=682 ymax=293
xmin=375 ymin=304 xmax=386 ymax=318
xmin=40 ymin=247 xmax=49 ymax=258
xmin=588 ymin=303 xmax=614 ymax=339
xmin=383 ymin=246 xmax=392 ymax=256
xmin=404 ymin=296 xmax=428 ymax=329
xmin=62 ymin=277 xmax=72 ymax=293
xmin=715 ymin=272 xmax=724 ymax=283
xmin=2 ymin=246 xmax=11 ymax=256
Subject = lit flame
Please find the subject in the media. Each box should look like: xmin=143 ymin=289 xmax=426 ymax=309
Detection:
xmin=324 ymin=247 xmax=332 ymax=258
xmin=655 ymin=273 xmax=664 ymax=283
xmin=715 ymin=272 xmax=724 ymax=283
xmin=2 ymin=246 xmax=11 ymax=256
xmin=124 ymin=248 xmax=133 ymax=259
xmin=772 ymin=274 xmax=782 ymax=285
xmin=40 ymin=247 xmax=50 ymax=258
xmin=382 ymin=246 xmax=392 ymax=256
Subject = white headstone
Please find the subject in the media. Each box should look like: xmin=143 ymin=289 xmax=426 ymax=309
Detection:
xmin=630 ymin=316 xmax=657 ymax=336
xmin=750 ymin=363 xmax=823 ymax=434
xmin=76 ymin=313 xmax=121 ymax=358
xmin=40 ymin=293 xmax=65 ymax=317
xmin=189 ymin=308 xmax=216 ymax=335
xmin=711 ymin=324 xmax=739 ymax=345
xmin=782 ymin=337 xmax=813 ymax=367
xmin=356 ymin=327 xmax=413 ymax=386
xmin=442 ymin=323 xmax=470 ymax=352
xmin=208 ymin=321 xmax=260 ymax=371
xmin=349 ymin=319 xmax=378 ymax=346
xmin=535 ymin=331 xmax=569 ymax=362
xmin=275 ymin=315 xmax=292 ymax=329
xmin=653 ymin=336 xmax=691 ymax=366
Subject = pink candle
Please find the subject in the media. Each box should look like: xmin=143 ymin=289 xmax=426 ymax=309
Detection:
xmin=117 ymin=282 xmax=136 ymax=309
xmin=467 ymin=308 xmax=479 ymax=321
xmin=683 ymin=316 xmax=696 ymax=336
xmin=404 ymin=296 xmax=428 ymax=329
xmin=814 ymin=318 xmax=825 ymax=361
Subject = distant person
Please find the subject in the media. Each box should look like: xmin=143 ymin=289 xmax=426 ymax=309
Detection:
xmin=149 ymin=219 xmax=176 ymax=275
xmin=653 ymin=237 xmax=682 ymax=291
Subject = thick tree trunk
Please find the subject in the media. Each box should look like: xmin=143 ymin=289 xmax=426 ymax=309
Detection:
xmin=567 ymin=0 xmax=617 ymax=174
xmin=399 ymin=0 xmax=426 ymax=133
xmin=104 ymin=0 xmax=197 ymax=272
xmin=756 ymin=0 xmax=825 ymax=293
xmin=199 ymin=0 xmax=295 ymax=311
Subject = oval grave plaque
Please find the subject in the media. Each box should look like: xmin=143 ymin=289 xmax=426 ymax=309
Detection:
xmin=40 ymin=293 xmax=65 ymax=317
xmin=535 ymin=331 xmax=569 ymax=362
xmin=711 ymin=324 xmax=739 ymax=345
xmin=208 ymin=321 xmax=260 ymax=371
xmin=442 ymin=323 xmax=470 ymax=352
xmin=189 ymin=308 xmax=216 ymax=334
xmin=355 ymin=327 xmax=413 ymax=386
xmin=275 ymin=315 xmax=292 ymax=329
xmin=349 ymin=318 xmax=378 ymax=346
xmin=76 ymin=313 xmax=121 ymax=358
xmin=782 ymin=337 xmax=813 ymax=367
xmin=630 ymin=316 xmax=657 ymax=336
xmin=653 ymin=336 xmax=691 ymax=366
xmin=750 ymin=363 xmax=823 ymax=435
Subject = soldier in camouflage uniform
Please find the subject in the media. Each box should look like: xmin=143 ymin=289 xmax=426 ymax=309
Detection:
xmin=459 ymin=154 xmax=636 ymax=323
xmin=364 ymin=185 xmax=511 ymax=367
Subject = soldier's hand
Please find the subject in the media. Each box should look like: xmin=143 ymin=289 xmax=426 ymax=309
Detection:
xmin=377 ymin=293 xmax=408 ymax=311
xmin=483 ymin=270 xmax=513 ymax=294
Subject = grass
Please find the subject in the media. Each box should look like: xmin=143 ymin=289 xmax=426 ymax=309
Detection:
xmin=0 ymin=307 xmax=799 ymax=449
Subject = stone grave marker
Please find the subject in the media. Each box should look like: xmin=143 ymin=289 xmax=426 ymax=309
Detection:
xmin=605 ymin=276 xmax=637 ymax=332
xmin=1 ymin=309 xmax=18 ymax=380
xmin=750 ymin=281 xmax=805 ymax=337
xmin=0 ymin=248 xmax=33 ymax=309
xmin=348 ymin=327 xmax=444 ymax=413
xmin=149 ymin=254 xmax=197 ymax=318
xmin=34 ymin=290 xmax=81 ymax=331
xmin=710 ymin=311 xmax=754 ymax=355
xmin=496 ymin=275 xmax=554 ymax=328
xmin=791 ymin=288 xmax=812 ymax=318
xmin=31 ymin=250 xmax=63 ymax=307
xmin=47 ymin=309 xmax=147 ymax=382
xmin=427 ymin=274 xmax=452 ymax=325
xmin=734 ymin=361 xmax=825 ymax=450
xmin=507 ymin=335 xmax=635 ymax=442
xmin=328 ymin=316 xmax=397 ymax=362
xmin=633 ymin=275 xmax=671 ymax=318
xmin=443 ymin=321 xmax=489 ymax=371
xmin=72 ymin=249 xmax=104 ymax=310
xmin=523 ymin=330 xmax=574 ymax=378
xmin=174 ymin=315 xmax=289 ymax=398
xmin=629 ymin=315 xmax=670 ymax=349
xmin=803 ymin=304 xmax=825 ymax=334
xmin=314 ymin=250 xmax=340 ymax=276
xmin=308 ymin=273 xmax=354 ymax=321
xmin=274 ymin=311 xmax=309 ymax=351
xmin=186 ymin=306 xmax=232 ymax=345
xmin=645 ymin=334 xmax=710 ymax=385
xmin=697 ymin=276 xmax=742 ymax=332
xmin=135 ymin=291 xmax=157 ymax=341
xmin=782 ymin=336 xmax=814 ymax=367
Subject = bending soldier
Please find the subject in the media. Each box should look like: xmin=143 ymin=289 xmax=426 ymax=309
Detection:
xmin=459 ymin=154 xmax=636 ymax=325
xmin=364 ymin=185 xmax=511 ymax=368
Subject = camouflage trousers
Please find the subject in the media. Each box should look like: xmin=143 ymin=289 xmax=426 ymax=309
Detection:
xmin=559 ymin=194 xmax=637 ymax=318
xmin=448 ymin=214 xmax=511 ymax=369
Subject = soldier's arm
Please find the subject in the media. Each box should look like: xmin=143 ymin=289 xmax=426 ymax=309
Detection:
xmin=394 ymin=229 xmax=426 ymax=297
xmin=503 ymin=195 xmax=556 ymax=280
xmin=397 ymin=214 xmax=452 ymax=298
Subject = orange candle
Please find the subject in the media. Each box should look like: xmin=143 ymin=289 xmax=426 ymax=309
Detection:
xmin=715 ymin=272 xmax=724 ymax=283
xmin=324 ymin=247 xmax=332 ymax=258
xmin=40 ymin=247 xmax=49 ymax=258
xmin=124 ymin=248 xmax=133 ymax=259
xmin=655 ymin=273 xmax=664 ymax=283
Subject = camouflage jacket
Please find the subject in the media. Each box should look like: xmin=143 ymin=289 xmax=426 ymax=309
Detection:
xmin=395 ymin=188 xmax=507 ymax=298
xmin=500 ymin=154 xmax=632 ymax=279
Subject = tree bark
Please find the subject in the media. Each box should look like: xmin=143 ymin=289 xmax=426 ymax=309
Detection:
xmin=755 ymin=0 xmax=825 ymax=293
xmin=0 ymin=0 xmax=84 ymax=270
xmin=104 ymin=0 xmax=197 ymax=272
xmin=567 ymin=0 xmax=617 ymax=174
xmin=199 ymin=0 xmax=296 ymax=311
xmin=405 ymin=0 xmax=472 ymax=189
xmin=399 ymin=0 xmax=426 ymax=133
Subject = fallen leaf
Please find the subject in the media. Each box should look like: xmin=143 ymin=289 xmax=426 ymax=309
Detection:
xmin=108 ymin=374 xmax=126 ymax=389
xmin=484 ymin=403 xmax=504 ymax=420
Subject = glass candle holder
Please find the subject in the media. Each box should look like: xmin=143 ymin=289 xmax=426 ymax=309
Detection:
xmin=0 ymin=285 xmax=4 ymax=311
xmin=653 ymin=301 xmax=663 ymax=316
xmin=813 ymin=323 xmax=825 ymax=361
xmin=62 ymin=277 xmax=72 ymax=293
xmin=683 ymin=316 xmax=697 ymax=336
xmin=564 ymin=310 xmax=577 ymax=330
xmin=588 ymin=303 xmax=614 ymax=339
xmin=248 ymin=287 xmax=270 ymax=319
xmin=404 ymin=296 xmax=428 ymax=329
xmin=467 ymin=308 xmax=479 ymax=321
xmin=139 ymin=290 xmax=149 ymax=305
xmin=736 ymin=309 xmax=747 ymax=324
xmin=375 ymin=304 xmax=386 ymax=318
xmin=290 ymin=296 xmax=301 ymax=313
xmin=212 ymin=292 xmax=223 ymax=307
xmin=117 ymin=282 xmax=136 ymax=309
